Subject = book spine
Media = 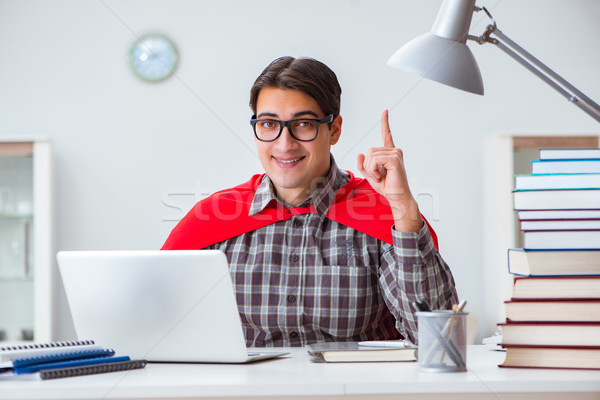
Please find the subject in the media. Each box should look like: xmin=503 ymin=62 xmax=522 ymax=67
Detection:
xmin=38 ymin=359 xmax=147 ymax=380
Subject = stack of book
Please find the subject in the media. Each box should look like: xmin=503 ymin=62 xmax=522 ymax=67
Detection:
xmin=0 ymin=340 xmax=146 ymax=380
xmin=500 ymin=147 xmax=600 ymax=370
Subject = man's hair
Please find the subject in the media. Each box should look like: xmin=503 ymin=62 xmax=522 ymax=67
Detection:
xmin=249 ymin=56 xmax=342 ymax=119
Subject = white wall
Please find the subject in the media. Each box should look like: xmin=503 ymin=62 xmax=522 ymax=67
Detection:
xmin=1 ymin=0 xmax=598 ymax=342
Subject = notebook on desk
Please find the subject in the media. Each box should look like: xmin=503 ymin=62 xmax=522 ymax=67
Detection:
xmin=57 ymin=250 xmax=288 ymax=363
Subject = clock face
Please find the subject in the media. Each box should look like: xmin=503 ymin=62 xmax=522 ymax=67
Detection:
xmin=129 ymin=34 xmax=178 ymax=82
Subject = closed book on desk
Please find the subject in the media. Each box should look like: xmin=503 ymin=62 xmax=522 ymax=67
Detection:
xmin=306 ymin=341 xmax=417 ymax=363
xmin=499 ymin=322 xmax=600 ymax=347
xmin=518 ymin=209 xmax=600 ymax=221
xmin=515 ymin=173 xmax=600 ymax=190
xmin=507 ymin=249 xmax=600 ymax=276
xmin=512 ymin=276 xmax=600 ymax=299
xmin=531 ymin=159 xmax=600 ymax=174
xmin=500 ymin=345 xmax=600 ymax=370
xmin=539 ymin=148 xmax=600 ymax=160
xmin=504 ymin=299 xmax=600 ymax=322
xmin=513 ymin=189 xmax=600 ymax=210
xmin=522 ymin=230 xmax=600 ymax=250
xmin=519 ymin=219 xmax=600 ymax=231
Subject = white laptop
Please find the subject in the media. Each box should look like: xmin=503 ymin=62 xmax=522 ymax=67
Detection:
xmin=57 ymin=250 xmax=288 ymax=363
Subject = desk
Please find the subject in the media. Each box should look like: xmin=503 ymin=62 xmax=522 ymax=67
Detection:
xmin=2 ymin=346 xmax=600 ymax=400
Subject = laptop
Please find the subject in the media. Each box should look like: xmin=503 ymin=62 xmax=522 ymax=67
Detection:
xmin=57 ymin=250 xmax=288 ymax=363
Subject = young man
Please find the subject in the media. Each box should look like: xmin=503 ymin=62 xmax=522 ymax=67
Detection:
xmin=162 ymin=56 xmax=457 ymax=347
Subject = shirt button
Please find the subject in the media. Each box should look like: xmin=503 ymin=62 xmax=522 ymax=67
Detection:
xmin=418 ymin=243 xmax=426 ymax=251
xmin=291 ymin=254 xmax=299 ymax=262
xmin=287 ymin=295 xmax=296 ymax=303
xmin=294 ymin=219 xmax=303 ymax=227
xmin=290 ymin=332 xmax=299 ymax=338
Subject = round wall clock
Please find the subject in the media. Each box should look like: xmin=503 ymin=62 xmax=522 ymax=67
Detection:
xmin=129 ymin=34 xmax=179 ymax=82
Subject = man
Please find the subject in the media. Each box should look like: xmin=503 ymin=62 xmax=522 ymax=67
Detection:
xmin=162 ymin=56 xmax=457 ymax=347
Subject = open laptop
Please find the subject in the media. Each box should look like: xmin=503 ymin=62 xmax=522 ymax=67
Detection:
xmin=57 ymin=250 xmax=288 ymax=363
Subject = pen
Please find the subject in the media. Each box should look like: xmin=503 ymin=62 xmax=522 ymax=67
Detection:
xmin=439 ymin=299 xmax=467 ymax=365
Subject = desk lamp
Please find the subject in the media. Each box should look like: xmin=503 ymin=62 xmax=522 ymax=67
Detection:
xmin=387 ymin=0 xmax=600 ymax=123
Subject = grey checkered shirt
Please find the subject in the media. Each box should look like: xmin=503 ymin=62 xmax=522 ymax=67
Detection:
xmin=207 ymin=157 xmax=457 ymax=347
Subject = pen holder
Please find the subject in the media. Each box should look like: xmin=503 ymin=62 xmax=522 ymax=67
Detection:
xmin=416 ymin=311 xmax=468 ymax=373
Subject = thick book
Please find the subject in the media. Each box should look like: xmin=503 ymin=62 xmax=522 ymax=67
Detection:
xmin=500 ymin=345 xmax=600 ymax=370
xmin=499 ymin=321 xmax=600 ymax=346
xmin=522 ymin=230 xmax=600 ymax=250
xmin=520 ymin=219 xmax=600 ymax=231
xmin=531 ymin=159 xmax=600 ymax=174
xmin=513 ymin=189 xmax=600 ymax=210
xmin=518 ymin=209 xmax=600 ymax=220
xmin=0 ymin=359 xmax=146 ymax=380
xmin=515 ymin=173 xmax=600 ymax=190
xmin=0 ymin=340 xmax=99 ymax=363
xmin=512 ymin=276 xmax=600 ymax=299
xmin=539 ymin=148 xmax=600 ymax=160
xmin=306 ymin=341 xmax=417 ymax=363
xmin=504 ymin=299 xmax=600 ymax=322
xmin=508 ymin=249 xmax=600 ymax=276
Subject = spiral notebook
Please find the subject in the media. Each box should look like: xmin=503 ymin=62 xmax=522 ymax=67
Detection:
xmin=0 ymin=340 xmax=99 ymax=364
xmin=57 ymin=250 xmax=288 ymax=363
xmin=0 ymin=341 xmax=146 ymax=380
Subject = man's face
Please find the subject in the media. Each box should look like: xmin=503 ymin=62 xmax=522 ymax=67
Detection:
xmin=254 ymin=87 xmax=341 ymax=205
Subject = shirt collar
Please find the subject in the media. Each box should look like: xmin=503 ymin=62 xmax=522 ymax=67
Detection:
xmin=249 ymin=155 xmax=350 ymax=217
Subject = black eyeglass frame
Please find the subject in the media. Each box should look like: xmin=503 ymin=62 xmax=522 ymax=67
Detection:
xmin=250 ymin=114 xmax=334 ymax=142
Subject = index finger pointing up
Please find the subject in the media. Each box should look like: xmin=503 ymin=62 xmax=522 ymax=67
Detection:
xmin=381 ymin=109 xmax=395 ymax=148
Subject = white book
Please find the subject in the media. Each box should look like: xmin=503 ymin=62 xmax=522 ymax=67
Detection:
xmin=523 ymin=230 xmax=600 ymax=250
xmin=513 ymin=189 xmax=600 ymax=210
xmin=520 ymin=219 xmax=600 ymax=231
xmin=518 ymin=210 xmax=600 ymax=220
xmin=540 ymin=148 xmax=600 ymax=160
xmin=531 ymin=159 xmax=600 ymax=174
xmin=515 ymin=173 xmax=600 ymax=190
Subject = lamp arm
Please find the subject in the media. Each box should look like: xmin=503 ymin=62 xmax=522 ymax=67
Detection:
xmin=470 ymin=24 xmax=600 ymax=123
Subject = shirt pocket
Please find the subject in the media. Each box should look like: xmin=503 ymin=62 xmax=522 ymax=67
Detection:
xmin=303 ymin=265 xmax=382 ymax=334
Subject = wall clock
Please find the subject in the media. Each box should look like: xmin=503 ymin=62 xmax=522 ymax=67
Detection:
xmin=129 ymin=34 xmax=179 ymax=82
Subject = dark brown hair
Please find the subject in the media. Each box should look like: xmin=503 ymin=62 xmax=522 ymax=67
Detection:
xmin=249 ymin=56 xmax=342 ymax=119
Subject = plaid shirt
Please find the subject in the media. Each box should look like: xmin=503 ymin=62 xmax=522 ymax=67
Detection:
xmin=208 ymin=157 xmax=457 ymax=347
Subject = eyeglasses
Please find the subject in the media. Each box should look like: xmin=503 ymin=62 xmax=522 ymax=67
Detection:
xmin=250 ymin=114 xmax=333 ymax=142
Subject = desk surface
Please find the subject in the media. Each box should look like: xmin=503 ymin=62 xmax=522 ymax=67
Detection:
xmin=2 ymin=346 xmax=600 ymax=400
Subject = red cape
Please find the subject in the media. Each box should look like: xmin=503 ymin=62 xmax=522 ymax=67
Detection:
xmin=161 ymin=172 xmax=438 ymax=250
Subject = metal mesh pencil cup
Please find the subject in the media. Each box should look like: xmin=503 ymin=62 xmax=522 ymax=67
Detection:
xmin=416 ymin=311 xmax=468 ymax=372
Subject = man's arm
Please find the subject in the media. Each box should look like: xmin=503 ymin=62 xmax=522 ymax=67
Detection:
xmin=357 ymin=110 xmax=458 ymax=343
xmin=379 ymin=224 xmax=458 ymax=343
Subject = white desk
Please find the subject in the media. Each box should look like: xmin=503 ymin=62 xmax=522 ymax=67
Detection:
xmin=2 ymin=346 xmax=600 ymax=400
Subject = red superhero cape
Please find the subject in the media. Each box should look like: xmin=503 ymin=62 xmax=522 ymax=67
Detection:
xmin=161 ymin=171 xmax=438 ymax=250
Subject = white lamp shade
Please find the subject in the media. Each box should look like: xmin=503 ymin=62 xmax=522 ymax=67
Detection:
xmin=387 ymin=32 xmax=484 ymax=95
